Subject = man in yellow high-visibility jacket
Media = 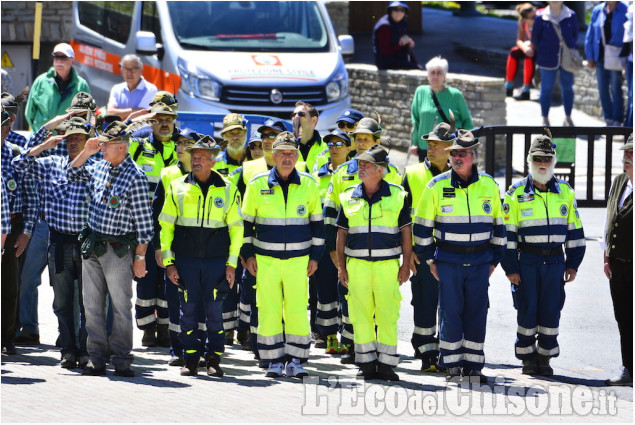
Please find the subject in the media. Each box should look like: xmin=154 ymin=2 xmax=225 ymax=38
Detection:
xmin=159 ymin=136 xmax=243 ymax=378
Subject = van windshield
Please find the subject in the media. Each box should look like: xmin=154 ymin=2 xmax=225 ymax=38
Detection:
xmin=167 ymin=1 xmax=330 ymax=52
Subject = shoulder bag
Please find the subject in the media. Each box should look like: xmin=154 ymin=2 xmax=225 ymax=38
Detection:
xmin=550 ymin=21 xmax=583 ymax=72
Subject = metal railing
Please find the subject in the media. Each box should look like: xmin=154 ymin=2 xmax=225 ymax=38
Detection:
xmin=472 ymin=126 xmax=632 ymax=207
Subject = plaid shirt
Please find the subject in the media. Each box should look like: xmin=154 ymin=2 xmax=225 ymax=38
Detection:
xmin=12 ymin=152 xmax=91 ymax=235
xmin=67 ymin=155 xmax=153 ymax=244
xmin=6 ymin=129 xmax=27 ymax=148
xmin=1 ymin=176 xmax=11 ymax=235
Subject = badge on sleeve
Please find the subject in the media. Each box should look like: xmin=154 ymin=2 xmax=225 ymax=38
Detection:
xmin=327 ymin=183 xmax=333 ymax=194
xmin=560 ymin=204 xmax=568 ymax=216
xmin=482 ymin=201 xmax=492 ymax=214
xmin=297 ymin=205 xmax=306 ymax=216
xmin=6 ymin=178 xmax=17 ymax=191
xmin=214 ymin=197 xmax=224 ymax=208
xmin=502 ymin=203 xmax=510 ymax=214
xmin=108 ymin=195 xmax=121 ymax=208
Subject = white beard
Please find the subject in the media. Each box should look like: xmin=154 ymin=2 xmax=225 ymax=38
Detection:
xmin=226 ymin=143 xmax=244 ymax=159
xmin=529 ymin=161 xmax=556 ymax=185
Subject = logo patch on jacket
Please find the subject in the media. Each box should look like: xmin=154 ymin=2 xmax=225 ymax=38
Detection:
xmin=297 ymin=205 xmax=306 ymax=216
xmin=482 ymin=201 xmax=492 ymax=214
xmin=502 ymin=203 xmax=510 ymax=214
xmin=443 ymin=188 xmax=455 ymax=198
xmin=521 ymin=208 xmax=533 ymax=217
xmin=217 ymin=168 xmax=229 ymax=176
xmin=260 ymin=189 xmax=274 ymax=195
xmin=342 ymin=176 xmax=354 ymax=181
xmin=441 ymin=205 xmax=453 ymax=214
xmin=142 ymin=151 xmax=155 ymax=158
xmin=560 ymin=204 xmax=568 ymax=216
xmin=518 ymin=194 xmax=534 ymax=203
xmin=214 ymin=197 xmax=224 ymax=208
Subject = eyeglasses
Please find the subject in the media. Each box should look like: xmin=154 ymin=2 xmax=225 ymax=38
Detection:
xmin=53 ymin=55 xmax=71 ymax=61
xmin=261 ymin=132 xmax=278 ymax=139
xmin=532 ymin=155 xmax=553 ymax=163
xmin=176 ymin=140 xmax=195 ymax=147
xmin=327 ymin=141 xmax=348 ymax=148
xmin=449 ymin=150 xmax=470 ymax=158
xmin=291 ymin=111 xmax=306 ymax=118
xmin=337 ymin=121 xmax=355 ymax=130
xmin=249 ymin=142 xmax=263 ymax=150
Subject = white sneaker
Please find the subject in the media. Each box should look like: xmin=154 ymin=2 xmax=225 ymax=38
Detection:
xmin=265 ymin=362 xmax=284 ymax=378
xmin=285 ymin=358 xmax=309 ymax=378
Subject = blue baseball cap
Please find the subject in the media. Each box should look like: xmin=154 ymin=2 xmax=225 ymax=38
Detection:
xmin=323 ymin=129 xmax=352 ymax=146
xmin=246 ymin=130 xmax=262 ymax=147
xmin=387 ymin=1 xmax=409 ymax=12
xmin=257 ymin=119 xmax=287 ymax=134
xmin=336 ymin=109 xmax=364 ymax=124
xmin=173 ymin=127 xmax=201 ymax=142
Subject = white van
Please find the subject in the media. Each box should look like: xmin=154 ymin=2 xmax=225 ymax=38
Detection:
xmin=70 ymin=1 xmax=354 ymax=132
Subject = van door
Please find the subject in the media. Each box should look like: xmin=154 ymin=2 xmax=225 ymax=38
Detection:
xmin=71 ymin=1 xmax=138 ymax=106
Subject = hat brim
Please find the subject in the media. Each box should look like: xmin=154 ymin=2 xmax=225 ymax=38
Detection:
xmin=324 ymin=135 xmax=350 ymax=145
xmin=221 ymin=124 xmax=246 ymax=134
xmin=619 ymin=142 xmax=633 ymax=150
xmin=422 ymin=134 xmax=453 ymax=143
xmin=185 ymin=146 xmax=222 ymax=156
xmin=528 ymin=151 xmax=556 ymax=156
xmin=444 ymin=141 xmax=480 ymax=151
xmin=272 ymin=144 xmax=298 ymax=151
xmin=64 ymin=128 xmax=90 ymax=137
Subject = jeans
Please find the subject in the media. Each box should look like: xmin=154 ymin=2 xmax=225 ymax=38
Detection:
xmin=82 ymin=245 xmax=134 ymax=370
xmin=539 ymin=67 xmax=574 ymax=117
xmin=595 ymin=59 xmax=624 ymax=123
xmin=17 ymin=219 xmax=49 ymax=335
xmin=625 ymin=60 xmax=633 ymax=128
xmin=48 ymin=242 xmax=87 ymax=359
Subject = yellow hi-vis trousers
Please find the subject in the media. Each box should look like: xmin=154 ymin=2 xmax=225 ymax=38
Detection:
xmin=255 ymin=254 xmax=311 ymax=363
xmin=347 ymin=257 xmax=402 ymax=366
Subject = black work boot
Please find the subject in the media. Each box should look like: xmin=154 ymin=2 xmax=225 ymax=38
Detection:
xmin=180 ymin=357 xmax=199 ymax=376
xmin=224 ymin=330 xmax=235 ymax=346
xmin=522 ymin=354 xmax=539 ymax=375
xmin=377 ymin=363 xmax=400 ymax=381
xmin=141 ymin=324 xmax=157 ymax=347
xmin=206 ymin=356 xmax=224 ymax=377
xmin=356 ymin=362 xmax=377 ymax=380
xmin=156 ymin=324 xmax=170 ymax=347
xmin=537 ymin=354 xmax=553 ymax=377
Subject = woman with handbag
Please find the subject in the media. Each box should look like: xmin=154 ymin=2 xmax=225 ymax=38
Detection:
xmin=585 ymin=1 xmax=628 ymax=127
xmin=531 ymin=1 xmax=579 ymax=127
xmin=410 ymin=56 xmax=473 ymax=163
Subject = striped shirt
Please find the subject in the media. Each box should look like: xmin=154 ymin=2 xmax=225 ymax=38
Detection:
xmin=67 ymin=155 xmax=153 ymax=244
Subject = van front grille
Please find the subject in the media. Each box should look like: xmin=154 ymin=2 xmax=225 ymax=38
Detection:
xmin=222 ymin=85 xmax=326 ymax=106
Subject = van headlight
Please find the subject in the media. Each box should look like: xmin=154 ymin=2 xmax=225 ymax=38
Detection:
xmin=177 ymin=57 xmax=222 ymax=101
xmin=326 ymin=65 xmax=349 ymax=102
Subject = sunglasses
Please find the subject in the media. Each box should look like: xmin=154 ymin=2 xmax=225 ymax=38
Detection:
xmin=449 ymin=150 xmax=470 ymax=158
xmin=337 ymin=121 xmax=355 ymax=130
xmin=532 ymin=155 xmax=553 ymax=163
xmin=327 ymin=141 xmax=348 ymax=148
xmin=291 ymin=111 xmax=306 ymax=118
xmin=249 ymin=142 xmax=263 ymax=150
xmin=261 ymin=132 xmax=278 ymax=139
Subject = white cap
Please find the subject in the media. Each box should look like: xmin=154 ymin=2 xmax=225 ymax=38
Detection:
xmin=52 ymin=43 xmax=75 ymax=58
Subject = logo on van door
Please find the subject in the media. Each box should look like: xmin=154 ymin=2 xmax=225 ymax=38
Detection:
xmin=270 ymin=89 xmax=283 ymax=104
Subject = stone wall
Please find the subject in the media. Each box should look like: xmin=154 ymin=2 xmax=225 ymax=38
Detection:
xmin=573 ymin=64 xmax=629 ymax=122
xmin=324 ymin=1 xmax=349 ymax=36
xmin=346 ymin=64 xmax=506 ymax=161
xmin=1 ymin=1 xmax=72 ymax=43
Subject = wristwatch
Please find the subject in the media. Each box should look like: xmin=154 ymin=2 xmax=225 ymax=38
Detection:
xmin=134 ymin=254 xmax=145 ymax=261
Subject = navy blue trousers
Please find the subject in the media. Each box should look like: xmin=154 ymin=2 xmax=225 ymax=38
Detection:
xmin=315 ymin=254 xmax=339 ymax=337
xmin=437 ymin=262 xmax=489 ymax=371
xmin=176 ymin=256 xmax=228 ymax=361
xmin=410 ymin=261 xmax=440 ymax=360
xmin=512 ymin=260 xmax=565 ymax=360
xmin=134 ymin=240 xmax=168 ymax=329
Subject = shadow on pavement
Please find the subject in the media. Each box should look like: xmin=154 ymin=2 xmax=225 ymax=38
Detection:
xmin=1 ymin=376 xmax=46 ymax=385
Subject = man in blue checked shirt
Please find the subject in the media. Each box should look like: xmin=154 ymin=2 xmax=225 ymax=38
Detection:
xmin=67 ymin=120 xmax=153 ymax=378
xmin=12 ymin=118 xmax=94 ymax=370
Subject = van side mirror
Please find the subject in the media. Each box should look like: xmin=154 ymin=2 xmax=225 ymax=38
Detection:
xmin=136 ymin=31 xmax=157 ymax=55
xmin=338 ymin=35 xmax=354 ymax=56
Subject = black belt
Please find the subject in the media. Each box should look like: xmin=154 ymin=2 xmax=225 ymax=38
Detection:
xmin=437 ymin=241 xmax=490 ymax=254
xmin=518 ymin=243 xmax=563 ymax=256
xmin=611 ymin=257 xmax=632 ymax=263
